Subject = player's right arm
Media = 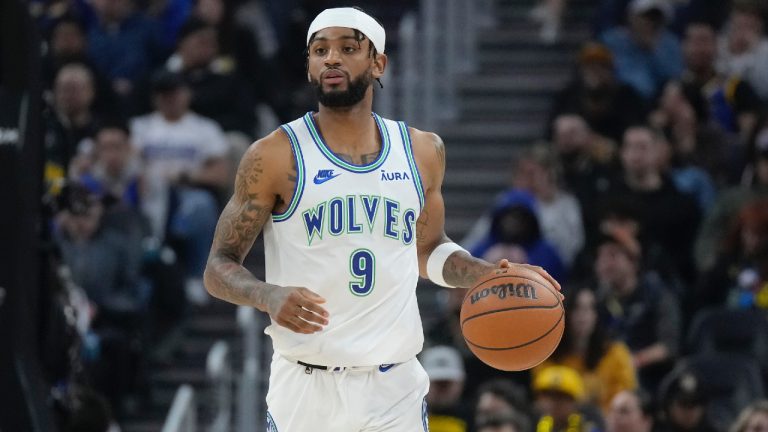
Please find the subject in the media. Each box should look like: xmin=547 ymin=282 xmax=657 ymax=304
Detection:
xmin=203 ymin=130 xmax=328 ymax=334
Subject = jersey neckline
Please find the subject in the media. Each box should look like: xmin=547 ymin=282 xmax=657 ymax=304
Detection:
xmin=302 ymin=111 xmax=391 ymax=173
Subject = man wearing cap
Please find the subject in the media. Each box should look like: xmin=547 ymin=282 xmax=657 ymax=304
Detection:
xmin=600 ymin=0 xmax=683 ymax=100
xmin=533 ymin=366 xmax=601 ymax=432
xmin=202 ymin=7 xmax=561 ymax=431
xmin=421 ymin=346 xmax=470 ymax=432
xmin=594 ymin=221 xmax=681 ymax=389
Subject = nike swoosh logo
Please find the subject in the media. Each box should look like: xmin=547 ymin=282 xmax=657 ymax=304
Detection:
xmin=313 ymin=173 xmax=341 ymax=184
xmin=378 ymin=364 xmax=396 ymax=372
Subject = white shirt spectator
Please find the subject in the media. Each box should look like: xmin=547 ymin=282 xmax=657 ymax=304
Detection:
xmin=717 ymin=37 xmax=768 ymax=101
xmin=130 ymin=111 xmax=228 ymax=183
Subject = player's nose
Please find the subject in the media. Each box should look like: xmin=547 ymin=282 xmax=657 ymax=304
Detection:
xmin=323 ymin=47 xmax=342 ymax=66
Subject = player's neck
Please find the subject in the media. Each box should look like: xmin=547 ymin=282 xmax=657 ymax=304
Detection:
xmin=315 ymin=102 xmax=378 ymax=152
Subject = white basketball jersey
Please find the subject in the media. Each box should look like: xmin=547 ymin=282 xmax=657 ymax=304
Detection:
xmin=262 ymin=112 xmax=426 ymax=366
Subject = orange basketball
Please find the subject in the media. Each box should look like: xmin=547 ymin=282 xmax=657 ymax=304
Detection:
xmin=460 ymin=267 xmax=564 ymax=371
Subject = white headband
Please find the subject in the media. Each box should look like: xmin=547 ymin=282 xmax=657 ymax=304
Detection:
xmin=306 ymin=8 xmax=386 ymax=53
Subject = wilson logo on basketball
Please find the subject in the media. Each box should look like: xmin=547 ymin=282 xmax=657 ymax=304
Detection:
xmin=470 ymin=283 xmax=538 ymax=305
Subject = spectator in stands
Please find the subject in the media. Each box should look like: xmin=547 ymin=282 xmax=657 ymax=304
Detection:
xmin=76 ymin=121 xmax=142 ymax=206
xmin=606 ymin=390 xmax=654 ymax=432
xmin=549 ymin=43 xmax=647 ymax=143
xmin=42 ymin=17 xmax=114 ymax=109
xmin=656 ymin=372 xmax=717 ymax=432
xmin=87 ymin=0 xmax=166 ymax=105
xmin=163 ymin=17 xmax=256 ymax=138
xmin=475 ymin=379 xmax=535 ymax=432
xmin=533 ymin=285 xmax=637 ymax=413
xmin=463 ymin=144 xmax=584 ymax=268
xmin=594 ymin=226 xmax=681 ymax=388
xmin=422 ymin=345 xmax=471 ymax=432
xmin=650 ymin=79 xmax=738 ymax=189
xmin=53 ymin=181 xmax=148 ymax=413
xmin=680 ymin=20 xmax=761 ymax=144
xmin=130 ymin=70 xmax=227 ymax=304
xmin=657 ymin=126 xmax=718 ymax=212
xmin=532 ymin=365 xmax=602 ymax=432
xmin=469 ymin=189 xmax=567 ymax=282
xmin=698 ymin=198 xmax=768 ymax=310
xmin=549 ymin=114 xmax=618 ymax=249
xmin=718 ymin=1 xmax=768 ymax=101
xmin=695 ymin=129 xmax=768 ymax=272
xmin=46 ymin=63 xmax=101 ymax=190
xmin=600 ymin=0 xmax=683 ymax=101
xmin=604 ymin=125 xmax=700 ymax=282
xmin=730 ymin=400 xmax=768 ymax=432
xmin=190 ymin=0 xmax=289 ymax=124
xmin=476 ymin=414 xmax=528 ymax=432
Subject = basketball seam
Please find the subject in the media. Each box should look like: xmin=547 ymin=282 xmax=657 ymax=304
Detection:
xmin=461 ymin=274 xmax=561 ymax=324
xmin=463 ymin=308 xmax=564 ymax=351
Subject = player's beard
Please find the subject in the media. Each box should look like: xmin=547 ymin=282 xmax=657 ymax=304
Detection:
xmin=311 ymin=68 xmax=372 ymax=108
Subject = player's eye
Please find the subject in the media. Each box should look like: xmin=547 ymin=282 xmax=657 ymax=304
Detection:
xmin=343 ymin=46 xmax=357 ymax=53
xmin=313 ymin=47 xmax=327 ymax=55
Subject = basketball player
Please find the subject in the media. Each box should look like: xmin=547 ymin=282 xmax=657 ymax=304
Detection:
xmin=203 ymin=7 xmax=561 ymax=431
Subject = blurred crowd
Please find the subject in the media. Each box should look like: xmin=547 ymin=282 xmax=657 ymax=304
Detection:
xmin=25 ymin=0 xmax=768 ymax=430
xmin=426 ymin=0 xmax=768 ymax=431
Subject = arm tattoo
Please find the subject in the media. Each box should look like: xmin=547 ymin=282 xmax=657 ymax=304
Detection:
xmin=416 ymin=208 xmax=430 ymax=247
xmin=434 ymin=137 xmax=446 ymax=171
xmin=206 ymin=154 xmax=275 ymax=308
xmin=442 ymin=252 xmax=494 ymax=289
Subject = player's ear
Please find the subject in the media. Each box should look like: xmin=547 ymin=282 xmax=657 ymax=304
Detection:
xmin=372 ymin=52 xmax=387 ymax=80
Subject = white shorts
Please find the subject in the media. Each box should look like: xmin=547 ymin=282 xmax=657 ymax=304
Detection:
xmin=266 ymin=354 xmax=430 ymax=432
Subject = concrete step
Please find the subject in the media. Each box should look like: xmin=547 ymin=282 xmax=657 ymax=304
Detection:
xmin=477 ymin=49 xmax=576 ymax=70
xmin=438 ymin=121 xmax=540 ymax=144
xmin=493 ymin=3 xmax=596 ymax=24
xmin=459 ymin=95 xmax=553 ymax=117
xmin=477 ymin=26 xmax=591 ymax=49
xmin=457 ymin=74 xmax=569 ymax=94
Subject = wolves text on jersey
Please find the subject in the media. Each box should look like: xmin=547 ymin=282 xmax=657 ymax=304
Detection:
xmin=302 ymin=195 xmax=417 ymax=246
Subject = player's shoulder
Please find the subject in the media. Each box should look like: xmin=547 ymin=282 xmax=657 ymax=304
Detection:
xmin=407 ymin=127 xmax=444 ymax=150
xmin=407 ymin=127 xmax=445 ymax=169
xmin=239 ymin=128 xmax=293 ymax=170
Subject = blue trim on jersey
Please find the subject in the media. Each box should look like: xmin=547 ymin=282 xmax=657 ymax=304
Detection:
xmin=272 ymin=125 xmax=306 ymax=222
xmin=422 ymin=397 xmax=429 ymax=431
xmin=266 ymin=411 xmax=279 ymax=431
xmin=399 ymin=122 xmax=425 ymax=209
xmin=302 ymin=112 xmax=391 ymax=173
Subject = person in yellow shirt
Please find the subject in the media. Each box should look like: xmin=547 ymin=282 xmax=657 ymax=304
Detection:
xmin=533 ymin=285 xmax=637 ymax=413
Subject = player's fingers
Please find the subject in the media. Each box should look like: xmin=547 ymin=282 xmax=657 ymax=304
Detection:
xmin=523 ymin=264 xmax=562 ymax=292
xmin=296 ymin=306 xmax=328 ymax=326
xmin=297 ymin=288 xmax=330 ymax=318
xmin=290 ymin=315 xmax=323 ymax=333
xmin=298 ymin=287 xmax=327 ymax=303
xmin=279 ymin=314 xmax=320 ymax=334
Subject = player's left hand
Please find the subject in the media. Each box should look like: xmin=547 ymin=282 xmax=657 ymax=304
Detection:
xmin=496 ymin=259 xmax=563 ymax=297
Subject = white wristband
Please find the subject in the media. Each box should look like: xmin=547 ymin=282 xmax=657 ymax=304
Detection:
xmin=427 ymin=242 xmax=468 ymax=288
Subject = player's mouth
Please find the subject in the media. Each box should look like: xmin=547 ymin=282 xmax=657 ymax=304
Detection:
xmin=322 ymin=70 xmax=347 ymax=85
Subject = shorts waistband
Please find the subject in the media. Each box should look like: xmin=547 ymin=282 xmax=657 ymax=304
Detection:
xmin=283 ymin=356 xmax=400 ymax=373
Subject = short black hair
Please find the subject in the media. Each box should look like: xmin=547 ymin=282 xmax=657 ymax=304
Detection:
xmin=150 ymin=70 xmax=187 ymax=93
xmin=177 ymin=17 xmax=215 ymax=43
xmin=94 ymin=117 xmax=130 ymax=137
